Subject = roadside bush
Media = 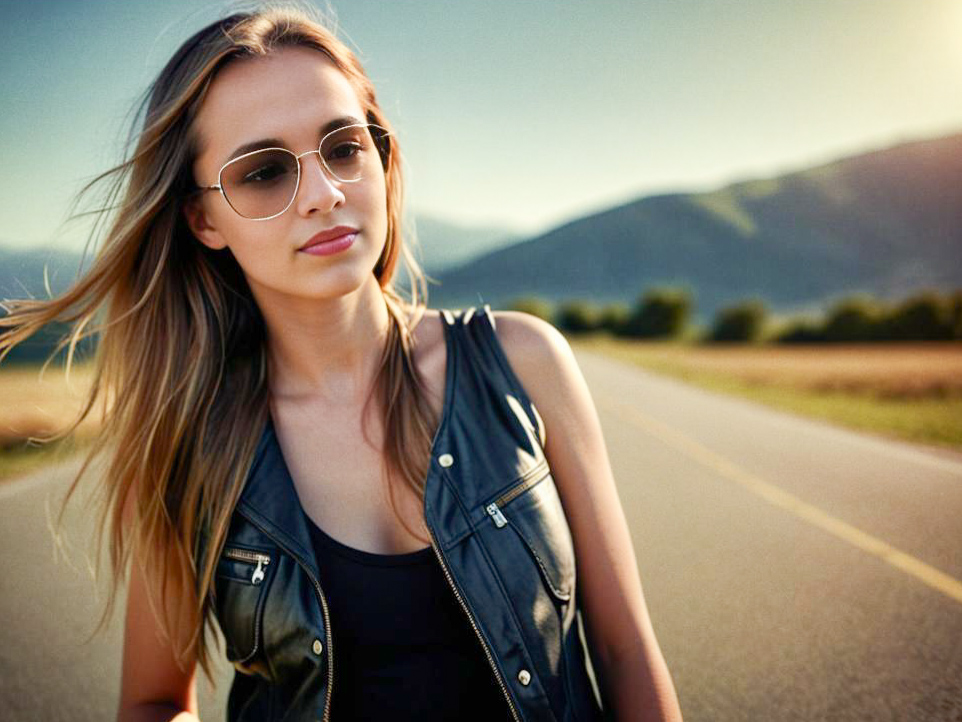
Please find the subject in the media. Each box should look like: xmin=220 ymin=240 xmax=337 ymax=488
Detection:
xmin=705 ymin=298 xmax=767 ymax=342
xmin=598 ymin=303 xmax=630 ymax=336
xmin=555 ymin=300 xmax=599 ymax=334
xmin=822 ymin=294 xmax=884 ymax=342
xmin=949 ymin=290 xmax=962 ymax=340
xmin=623 ymin=287 xmax=692 ymax=339
xmin=881 ymin=290 xmax=955 ymax=341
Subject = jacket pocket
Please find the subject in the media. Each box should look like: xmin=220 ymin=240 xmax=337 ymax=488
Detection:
xmin=484 ymin=464 xmax=576 ymax=605
xmin=478 ymin=463 xmax=579 ymax=717
xmin=214 ymin=544 xmax=276 ymax=666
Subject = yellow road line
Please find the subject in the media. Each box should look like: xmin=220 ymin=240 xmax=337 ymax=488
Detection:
xmin=600 ymin=396 xmax=962 ymax=606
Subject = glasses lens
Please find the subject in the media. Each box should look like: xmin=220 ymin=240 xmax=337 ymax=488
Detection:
xmin=220 ymin=149 xmax=299 ymax=219
xmin=320 ymin=125 xmax=378 ymax=183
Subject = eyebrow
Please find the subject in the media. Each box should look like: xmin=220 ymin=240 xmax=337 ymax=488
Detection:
xmin=224 ymin=115 xmax=364 ymax=162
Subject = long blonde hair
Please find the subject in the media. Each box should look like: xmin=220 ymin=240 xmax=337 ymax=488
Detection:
xmin=0 ymin=5 xmax=437 ymax=686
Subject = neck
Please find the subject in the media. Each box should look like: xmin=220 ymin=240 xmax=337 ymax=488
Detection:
xmin=259 ymin=274 xmax=393 ymax=405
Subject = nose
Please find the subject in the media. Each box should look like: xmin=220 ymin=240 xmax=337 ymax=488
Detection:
xmin=293 ymin=150 xmax=345 ymax=216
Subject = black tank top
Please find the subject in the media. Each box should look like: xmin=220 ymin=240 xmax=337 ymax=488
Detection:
xmin=304 ymin=510 xmax=515 ymax=720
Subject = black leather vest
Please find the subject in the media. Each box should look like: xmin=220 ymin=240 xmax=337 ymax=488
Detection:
xmin=207 ymin=305 xmax=607 ymax=721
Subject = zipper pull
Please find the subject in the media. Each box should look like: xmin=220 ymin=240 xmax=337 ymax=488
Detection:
xmin=486 ymin=502 xmax=507 ymax=528
xmin=251 ymin=557 xmax=268 ymax=585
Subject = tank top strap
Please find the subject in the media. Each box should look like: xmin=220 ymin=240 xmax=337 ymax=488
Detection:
xmin=440 ymin=303 xmax=546 ymax=450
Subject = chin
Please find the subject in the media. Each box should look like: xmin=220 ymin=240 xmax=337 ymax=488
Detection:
xmin=310 ymin=265 xmax=379 ymax=299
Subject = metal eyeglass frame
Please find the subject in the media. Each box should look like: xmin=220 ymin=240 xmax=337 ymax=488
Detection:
xmin=195 ymin=122 xmax=391 ymax=221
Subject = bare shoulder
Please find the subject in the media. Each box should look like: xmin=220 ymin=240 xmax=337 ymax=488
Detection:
xmin=488 ymin=309 xmax=568 ymax=351
xmin=487 ymin=309 xmax=575 ymax=406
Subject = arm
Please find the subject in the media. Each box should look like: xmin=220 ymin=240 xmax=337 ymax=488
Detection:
xmin=493 ymin=311 xmax=684 ymax=722
xmin=116 ymin=502 xmax=201 ymax=721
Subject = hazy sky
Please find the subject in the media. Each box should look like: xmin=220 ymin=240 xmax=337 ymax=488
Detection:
xmin=2 ymin=0 xmax=961 ymax=252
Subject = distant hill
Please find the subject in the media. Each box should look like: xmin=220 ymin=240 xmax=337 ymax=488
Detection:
xmin=408 ymin=216 xmax=519 ymax=275
xmin=0 ymin=245 xmax=89 ymax=301
xmin=428 ymin=130 xmax=962 ymax=325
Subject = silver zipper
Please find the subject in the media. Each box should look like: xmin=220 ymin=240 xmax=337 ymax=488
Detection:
xmin=237 ymin=517 xmax=335 ymax=722
xmin=310 ymin=561 xmax=335 ymax=722
xmin=486 ymin=503 xmax=508 ymax=528
xmin=485 ymin=467 xmax=549 ymax=530
xmin=428 ymin=523 xmax=522 ymax=722
xmin=223 ymin=547 xmax=271 ymax=585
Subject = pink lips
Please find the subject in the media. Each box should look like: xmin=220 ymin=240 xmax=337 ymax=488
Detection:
xmin=298 ymin=226 xmax=358 ymax=256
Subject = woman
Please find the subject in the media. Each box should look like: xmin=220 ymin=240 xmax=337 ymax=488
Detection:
xmin=0 ymin=6 xmax=683 ymax=721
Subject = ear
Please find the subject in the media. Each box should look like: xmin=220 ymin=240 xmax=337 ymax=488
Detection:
xmin=183 ymin=195 xmax=229 ymax=251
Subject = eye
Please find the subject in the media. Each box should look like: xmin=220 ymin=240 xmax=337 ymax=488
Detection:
xmin=326 ymin=141 xmax=363 ymax=163
xmin=241 ymin=162 xmax=290 ymax=184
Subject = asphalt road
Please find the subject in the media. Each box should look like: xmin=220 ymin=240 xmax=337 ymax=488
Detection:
xmin=1 ymin=347 xmax=961 ymax=721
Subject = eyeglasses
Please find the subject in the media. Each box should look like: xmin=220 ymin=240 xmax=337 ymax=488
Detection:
xmin=196 ymin=122 xmax=390 ymax=221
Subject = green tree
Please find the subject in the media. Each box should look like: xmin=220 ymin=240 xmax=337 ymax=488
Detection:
xmin=948 ymin=290 xmax=962 ymax=340
xmin=598 ymin=303 xmax=630 ymax=336
xmin=883 ymin=290 xmax=954 ymax=341
xmin=556 ymin=300 xmax=599 ymax=334
xmin=822 ymin=294 xmax=884 ymax=342
xmin=705 ymin=298 xmax=767 ymax=342
xmin=623 ymin=287 xmax=692 ymax=339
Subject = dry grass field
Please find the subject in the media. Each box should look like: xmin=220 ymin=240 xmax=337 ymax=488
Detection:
xmin=0 ymin=361 xmax=102 ymax=481
xmin=571 ymin=336 xmax=962 ymax=450
xmin=576 ymin=339 xmax=962 ymax=399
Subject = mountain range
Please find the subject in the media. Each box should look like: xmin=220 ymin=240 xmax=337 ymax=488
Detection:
xmin=427 ymin=130 xmax=962 ymax=325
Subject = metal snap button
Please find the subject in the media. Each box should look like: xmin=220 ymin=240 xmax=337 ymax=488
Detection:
xmin=438 ymin=453 xmax=454 ymax=468
xmin=312 ymin=639 xmax=323 ymax=655
xmin=518 ymin=669 xmax=531 ymax=686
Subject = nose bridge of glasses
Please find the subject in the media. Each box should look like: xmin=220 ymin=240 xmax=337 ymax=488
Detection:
xmin=295 ymin=147 xmax=322 ymax=167
xmin=294 ymin=147 xmax=322 ymax=161
xmin=296 ymin=147 xmax=342 ymax=184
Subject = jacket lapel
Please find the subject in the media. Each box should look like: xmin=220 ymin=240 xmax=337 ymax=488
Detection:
xmin=235 ymin=414 xmax=320 ymax=579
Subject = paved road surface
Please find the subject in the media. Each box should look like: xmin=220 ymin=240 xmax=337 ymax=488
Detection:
xmin=1 ymin=348 xmax=960 ymax=720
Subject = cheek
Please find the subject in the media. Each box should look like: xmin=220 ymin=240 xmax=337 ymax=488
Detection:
xmin=350 ymin=177 xmax=389 ymax=243
xmin=221 ymin=225 xmax=286 ymax=277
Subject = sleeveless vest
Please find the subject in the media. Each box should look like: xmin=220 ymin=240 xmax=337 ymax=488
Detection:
xmin=207 ymin=305 xmax=607 ymax=721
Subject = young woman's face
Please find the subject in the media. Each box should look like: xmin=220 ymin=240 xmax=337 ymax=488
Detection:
xmin=185 ymin=46 xmax=389 ymax=305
